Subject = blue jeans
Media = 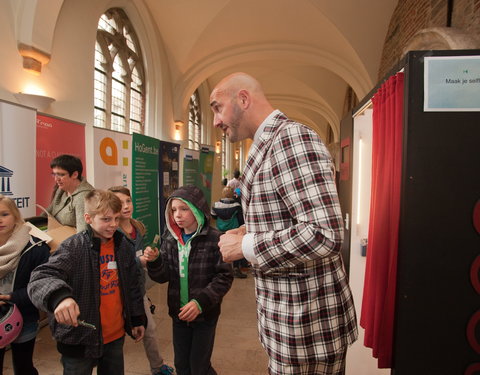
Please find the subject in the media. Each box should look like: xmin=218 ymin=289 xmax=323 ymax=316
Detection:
xmin=61 ymin=336 xmax=125 ymax=375
xmin=172 ymin=318 xmax=218 ymax=375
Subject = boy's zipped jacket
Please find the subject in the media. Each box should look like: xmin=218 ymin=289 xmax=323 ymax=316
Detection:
xmin=27 ymin=227 xmax=146 ymax=358
xmin=147 ymin=185 xmax=233 ymax=322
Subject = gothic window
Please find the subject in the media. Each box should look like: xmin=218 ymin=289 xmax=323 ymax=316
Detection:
xmin=94 ymin=8 xmax=145 ymax=134
xmin=188 ymin=90 xmax=201 ymax=150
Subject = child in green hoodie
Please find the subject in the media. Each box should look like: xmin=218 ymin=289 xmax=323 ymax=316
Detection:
xmin=145 ymin=186 xmax=233 ymax=375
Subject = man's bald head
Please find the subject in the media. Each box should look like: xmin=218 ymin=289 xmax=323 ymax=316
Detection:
xmin=213 ymin=72 xmax=264 ymax=99
xmin=210 ymin=72 xmax=274 ymax=141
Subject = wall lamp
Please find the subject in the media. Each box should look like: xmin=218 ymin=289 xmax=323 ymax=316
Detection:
xmin=14 ymin=92 xmax=55 ymax=111
xmin=174 ymin=120 xmax=184 ymax=141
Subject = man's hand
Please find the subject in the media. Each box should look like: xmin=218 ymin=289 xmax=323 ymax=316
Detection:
xmin=178 ymin=301 xmax=201 ymax=322
xmin=218 ymin=231 xmax=245 ymax=262
xmin=54 ymin=297 xmax=80 ymax=327
xmin=132 ymin=326 xmax=145 ymax=343
xmin=226 ymin=226 xmax=246 ymax=236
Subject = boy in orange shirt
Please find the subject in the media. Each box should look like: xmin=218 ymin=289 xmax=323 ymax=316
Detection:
xmin=28 ymin=190 xmax=146 ymax=375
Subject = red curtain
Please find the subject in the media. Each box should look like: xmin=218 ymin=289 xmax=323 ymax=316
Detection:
xmin=360 ymin=72 xmax=404 ymax=368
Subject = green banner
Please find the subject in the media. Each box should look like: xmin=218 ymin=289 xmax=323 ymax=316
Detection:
xmin=183 ymin=148 xmax=199 ymax=187
xmin=132 ymin=133 xmax=160 ymax=246
xmin=199 ymin=145 xmax=214 ymax=206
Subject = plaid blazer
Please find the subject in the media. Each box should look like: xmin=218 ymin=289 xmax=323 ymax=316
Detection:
xmin=242 ymin=112 xmax=358 ymax=366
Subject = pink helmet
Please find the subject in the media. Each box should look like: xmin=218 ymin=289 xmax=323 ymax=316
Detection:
xmin=0 ymin=303 xmax=23 ymax=348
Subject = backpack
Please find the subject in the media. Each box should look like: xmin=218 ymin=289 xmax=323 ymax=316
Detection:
xmin=216 ymin=210 xmax=240 ymax=232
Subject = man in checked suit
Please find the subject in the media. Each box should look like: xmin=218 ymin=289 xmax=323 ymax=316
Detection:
xmin=210 ymin=72 xmax=358 ymax=375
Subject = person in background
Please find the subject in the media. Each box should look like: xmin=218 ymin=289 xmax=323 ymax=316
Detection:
xmin=211 ymin=187 xmax=247 ymax=278
xmin=108 ymin=186 xmax=174 ymax=375
xmin=233 ymin=188 xmax=241 ymax=203
xmin=221 ymin=178 xmax=228 ymax=187
xmin=28 ymin=190 xmax=146 ymax=375
xmin=226 ymin=169 xmax=241 ymax=191
xmin=210 ymin=72 xmax=357 ymax=375
xmin=0 ymin=195 xmax=50 ymax=375
xmin=144 ymin=185 xmax=233 ymax=375
xmin=46 ymin=154 xmax=94 ymax=232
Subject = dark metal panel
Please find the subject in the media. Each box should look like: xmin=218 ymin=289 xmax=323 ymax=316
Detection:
xmin=393 ymin=49 xmax=480 ymax=375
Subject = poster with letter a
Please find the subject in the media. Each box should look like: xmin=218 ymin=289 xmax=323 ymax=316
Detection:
xmin=93 ymin=127 xmax=132 ymax=190
xmin=132 ymin=133 xmax=160 ymax=246
xmin=36 ymin=114 xmax=86 ymax=214
xmin=0 ymin=101 xmax=36 ymax=217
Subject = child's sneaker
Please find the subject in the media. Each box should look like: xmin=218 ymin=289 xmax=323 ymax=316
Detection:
xmin=155 ymin=364 xmax=175 ymax=375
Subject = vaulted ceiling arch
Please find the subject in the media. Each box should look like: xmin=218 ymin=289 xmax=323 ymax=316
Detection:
xmin=173 ymin=42 xmax=373 ymax=123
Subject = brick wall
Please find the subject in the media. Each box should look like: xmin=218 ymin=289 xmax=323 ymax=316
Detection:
xmin=378 ymin=0 xmax=480 ymax=79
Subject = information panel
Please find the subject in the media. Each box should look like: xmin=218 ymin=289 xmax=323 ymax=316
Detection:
xmin=424 ymin=55 xmax=480 ymax=111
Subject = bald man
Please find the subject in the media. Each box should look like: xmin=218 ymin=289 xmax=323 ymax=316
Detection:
xmin=210 ymin=73 xmax=357 ymax=375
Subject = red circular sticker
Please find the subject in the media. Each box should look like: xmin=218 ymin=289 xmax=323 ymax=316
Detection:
xmin=465 ymin=362 xmax=480 ymax=375
xmin=466 ymin=310 xmax=480 ymax=355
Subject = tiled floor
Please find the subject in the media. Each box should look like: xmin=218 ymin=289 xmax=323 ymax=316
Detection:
xmin=3 ymin=273 xmax=268 ymax=374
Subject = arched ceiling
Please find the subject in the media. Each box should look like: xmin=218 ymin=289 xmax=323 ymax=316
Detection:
xmin=10 ymin=0 xmax=398 ymax=142
xmin=145 ymin=0 xmax=398 ymax=141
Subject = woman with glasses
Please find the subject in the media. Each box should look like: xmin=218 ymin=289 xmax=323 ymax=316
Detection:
xmin=46 ymin=154 xmax=94 ymax=232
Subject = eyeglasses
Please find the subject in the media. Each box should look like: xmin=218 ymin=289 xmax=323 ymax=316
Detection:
xmin=51 ymin=172 xmax=68 ymax=178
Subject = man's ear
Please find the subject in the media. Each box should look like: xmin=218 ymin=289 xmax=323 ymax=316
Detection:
xmin=238 ymin=90 xmax=250 ymax=109
xmin=71 ymin=171 xmax=79 ymax=179
xmin=84 ymin=212 xmax=92 ymax=224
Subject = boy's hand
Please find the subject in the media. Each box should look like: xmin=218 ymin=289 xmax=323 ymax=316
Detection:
xmin=178 ymin=301 xmax=201 ymax=322
xmin=143 ymin=246 xmax=159 ymax=262
xmin=132 ymin=326 xmax=145 ymax=343
xmin=54 ymin=297 xmax=80 ymax=327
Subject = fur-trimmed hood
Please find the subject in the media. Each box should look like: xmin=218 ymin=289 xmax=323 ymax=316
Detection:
xmin=165 ymin=185 xmax=211 ymax=222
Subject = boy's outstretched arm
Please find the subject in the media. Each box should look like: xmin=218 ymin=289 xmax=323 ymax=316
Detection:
xmin=27 ymin=244 xmax=76 ymax=315
xmin=145 ymin=246 xmax=170 ymax=283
